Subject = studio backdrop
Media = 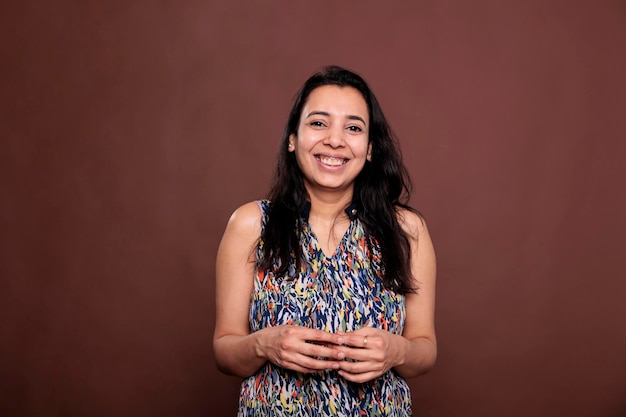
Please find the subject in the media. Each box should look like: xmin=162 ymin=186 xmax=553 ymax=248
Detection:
xmin=1 ymin=1 xmax=625 ymax=416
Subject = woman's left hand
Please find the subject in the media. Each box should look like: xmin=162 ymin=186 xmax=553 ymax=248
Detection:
xmin=334 ymin=327 xmax=408 ymax=383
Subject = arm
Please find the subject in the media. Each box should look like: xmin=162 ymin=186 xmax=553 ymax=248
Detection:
xmin=213 ymin=202 xmax=346 ymax=378
xmin=392 ymin=209 xmax=437 ymax=377
xmin=335 ymin=209 xmax=437 ymax=382
xmin=213 ymin=201 xmax=267 ymax=377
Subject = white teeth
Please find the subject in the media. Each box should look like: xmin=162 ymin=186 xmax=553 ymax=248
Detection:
xmin=319 ymin=156 xmax=346 ymax=166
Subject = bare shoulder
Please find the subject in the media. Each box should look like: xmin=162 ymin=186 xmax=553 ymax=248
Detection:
xmin=228 ymin=200 xmax=263 ymax=226
xmin=223 ymin=201 xmax=263 ymax=241
xmin=396 ymin=207 xmax=428 ymax=241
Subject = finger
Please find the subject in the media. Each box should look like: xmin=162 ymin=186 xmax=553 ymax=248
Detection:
xmin=334 ymin=345 xmax=368 ymax=362
xmin=302 ymin=341 xmax=346 ymax=361
xmin=336 ymin=358 xmax=382 ymax=375
xmin=337 ymin=369 xmax=380 ymax=384
xmin=281 ymin=361 xmax=320 ymax=374
xmin=337 ymin=328 xmax=380 ymax=348
xmin=286 ymin=353 xmax=341 ymax=372
xmin=304 ymin=329 xmax=344 ymax=346
xmin=337 ymin=334 xmax=374 ymax=349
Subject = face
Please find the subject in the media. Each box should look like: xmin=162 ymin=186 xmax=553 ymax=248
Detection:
xmin=289 ymin=85 xmax=372 ymax=195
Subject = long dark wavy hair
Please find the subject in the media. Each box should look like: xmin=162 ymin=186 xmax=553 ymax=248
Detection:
xmin=258 ymin=65 xmax=419 ymax=294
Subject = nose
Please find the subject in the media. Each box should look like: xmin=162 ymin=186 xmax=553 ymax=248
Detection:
xmin=323 ymin=124 xmax=346 ymax=148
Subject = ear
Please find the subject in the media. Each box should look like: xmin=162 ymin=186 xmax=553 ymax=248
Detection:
xmin=288 ymin=134 xmax=296 ymax=152
xmin=366 ymin=143 xmax=372 ymax=161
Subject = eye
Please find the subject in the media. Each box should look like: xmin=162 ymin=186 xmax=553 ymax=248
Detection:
xmin=309 ymin=121 xmax=326 ymax=128
xmin=347 ymin=125 xmax=363 ymax=132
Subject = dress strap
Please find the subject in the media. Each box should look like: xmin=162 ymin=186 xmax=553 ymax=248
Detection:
xmin=255 ymin=200 xmax=270 ymax=233
xmin=255 ymin=200 xmax=270 ymax=263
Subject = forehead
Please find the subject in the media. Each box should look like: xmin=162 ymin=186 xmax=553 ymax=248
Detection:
xmin=302 ymin=85 xmax=368 ymax=119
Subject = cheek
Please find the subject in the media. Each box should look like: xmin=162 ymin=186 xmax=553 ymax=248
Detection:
xmin=294 ymin=147 xmax=311 ymax=168
xmin=295 ymin=133 xmax=325 ymax=156
xmin=351 ymin=139 xmax=370 ymax=156
xmin=298 ymin=130 xmax=324 ymax=145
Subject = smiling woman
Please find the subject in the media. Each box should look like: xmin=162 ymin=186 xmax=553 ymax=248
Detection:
xmin=289 ymin=85 xmax=372 ymax=198
xmin=213 ymin=66 xmax=436 ymax=416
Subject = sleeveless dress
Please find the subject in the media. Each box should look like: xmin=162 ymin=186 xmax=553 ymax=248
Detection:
xmin=238 ymin=200 xmax=412 ymax=416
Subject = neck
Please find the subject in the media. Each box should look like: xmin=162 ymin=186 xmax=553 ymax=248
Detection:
xmin=305 ymin=187 xmax=353 ymax=221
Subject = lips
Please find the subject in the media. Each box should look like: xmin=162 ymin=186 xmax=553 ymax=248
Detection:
xmin=316 ymin=155 xmax=348 ymax=166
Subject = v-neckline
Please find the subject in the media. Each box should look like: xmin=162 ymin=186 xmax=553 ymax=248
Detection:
xmin=306 ymin=220 xmax=353 ymax=260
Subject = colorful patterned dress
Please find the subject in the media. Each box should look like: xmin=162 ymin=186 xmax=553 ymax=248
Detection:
xmin=238 ymin=200 xmax=412 ymax=416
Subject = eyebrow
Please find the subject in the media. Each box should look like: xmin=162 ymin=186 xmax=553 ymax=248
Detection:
xmin=305 ymin=111 xmax=367 ymax=126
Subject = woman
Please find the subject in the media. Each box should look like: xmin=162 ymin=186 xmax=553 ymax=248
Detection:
xmin=213 ymin=65 xmax=436 ymax=416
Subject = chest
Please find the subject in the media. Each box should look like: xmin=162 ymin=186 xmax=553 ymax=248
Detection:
xmin=250 ymin=223 xmax=406 ymax=333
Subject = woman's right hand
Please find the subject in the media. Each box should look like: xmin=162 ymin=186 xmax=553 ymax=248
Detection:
xmin=256 ymin=325 xmax=346 ymax=373
xmin=214 ymin=202 xmax=346 ymax=377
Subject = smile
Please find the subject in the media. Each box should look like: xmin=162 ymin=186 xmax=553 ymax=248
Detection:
xmin=316 ymin=155 xmax=348 ymax=166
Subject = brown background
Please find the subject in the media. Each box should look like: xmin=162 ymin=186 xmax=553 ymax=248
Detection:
xmin=1 ymin=1 xmax=625 ymax=416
